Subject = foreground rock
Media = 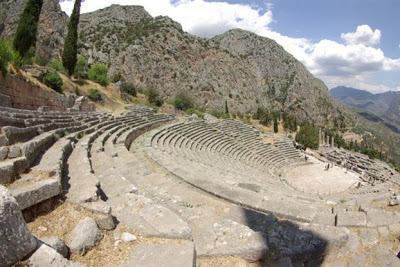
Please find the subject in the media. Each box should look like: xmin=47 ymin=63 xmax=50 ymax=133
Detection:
xmin=41 ymin=236 xmax=69 ymax=258
xmin=68 ymin=217 xmax=102 ymax=255
xmin=201 ymin=219 xmax=268 ymax=262
xmin=121 ymin=240 xmax=196 ymax=267
xmin=0 ymin=185 xmax=37 ymax=266
xmin=28 ymin=244 xmax=80 ymax=267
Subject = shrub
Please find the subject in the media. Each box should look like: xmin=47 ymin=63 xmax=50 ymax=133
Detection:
xmin=112 ymin=72 xmax=122 ymax=83
xmin=74 ymin=55 xmax=88 ymax=79
xmin=145 ymin=88 xmax=163 ymax=107
xmin=13 ymin=0 xmax=43 ymax=57
xmin=120 ymin=82 xmax=136 ymax=97
xmin=87 ymin=88 xmax=102 ymax=102
xmin=173 ymin=93 xmax=194 ymax=111
xmin=88 ymin=63 xmax=108 ymax=86
xmin=33 ymin=54 xmax=47 ymax=66
xmin=0 ymin=39 xmax=14 ymax=77
xmin=47 ymin=59 xmax=65 ymax=73
xmin=295 ymin=123 xmax=319 ymax=149
xmin=43 ymin=70 xmax=63 ymax=93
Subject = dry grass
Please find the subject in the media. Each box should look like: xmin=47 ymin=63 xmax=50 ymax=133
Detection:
xmin=197 ymin=256 xmax=261 ymax=267
xmin=27 ymin=201 xmax=181 ymax=266
xmin=28 ymin=202 xmax=95 ymax=241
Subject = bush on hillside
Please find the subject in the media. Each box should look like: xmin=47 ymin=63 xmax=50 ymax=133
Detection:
xmin=254 ymin=107 xmax=273 ymax=126
xmin=295 ymin=123 xmax=319 ymax=149
xmin=0 ymin=39 xmax=14 ymax=77
xmin=88 ymin=63 xmax=108 ymax=86
xmin=173 ymin=93 xmax=194 ymax=111
xmin=47 ymin=59 xmax=66 ymax=73
xmin=43 ymin=70 xmax=63 ymax=93
xmin=74 ymin=55 xmax=88 ymax=79
xmin=145 ymin=88 xmax=163 ymax=107
xmin=87 ymin=88 xmax=102 ymax=102
xmin=120 ymin=82 xmax=136 ymax=97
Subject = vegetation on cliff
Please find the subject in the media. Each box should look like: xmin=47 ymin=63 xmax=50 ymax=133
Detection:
xmin=62 ymin=0 xmax=81 ymax=76
xmin=13 ymin=0 xmax=43 ymax=57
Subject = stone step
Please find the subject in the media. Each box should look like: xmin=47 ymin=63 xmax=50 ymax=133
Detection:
xmin=120 ymin=240 xmax=196 ymax=267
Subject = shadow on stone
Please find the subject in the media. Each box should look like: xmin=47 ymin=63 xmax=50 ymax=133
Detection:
xmin=243 ymin=208 xmax=328 ymax=266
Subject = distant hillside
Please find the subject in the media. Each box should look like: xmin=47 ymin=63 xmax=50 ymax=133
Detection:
xmin=331 ymin=86 xmax=400 ymax=132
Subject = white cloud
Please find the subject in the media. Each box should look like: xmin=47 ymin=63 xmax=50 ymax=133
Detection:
xmin=60 ymin=0 xmax=400 ymax=92
xmin=341 ymin=25 xmax=381 ymax=46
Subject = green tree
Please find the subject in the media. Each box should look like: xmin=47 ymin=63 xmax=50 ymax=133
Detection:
xmin=145 ymin=88 xmax=163 ymax=107
xmin=273 ymin=115 xmax=279 ymax=133
xmin=13 ymin=0 xmax=43 ymax=57
xmin=88 ymin=63 xmax=109 ymax=86
xmin=74 ymin=55 xmax=88 ymax=79
xmin=173 ymin=93 xmax=194 ymax=111
xmin=62 ymin=0 xmax=81 ymax=76
xmin=43 ymin=70 xmax=63 ymax=93
xmin=295 ymin=123 xmax=319 ymax=149
xmin=0 ymin=39 xmax=14 ymax=77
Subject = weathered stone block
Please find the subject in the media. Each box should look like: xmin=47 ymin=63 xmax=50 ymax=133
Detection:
xmin=68 ymin=218 xmax=102 ymax=255
xmin=11 ymin=178 xmax=61 ymax=210
xmin=336 ymin=211 xmax=367 ymax=227
xmin=0 ymin=185 xmax=37 ymax=266
xmin=28 ymin=244 xmax=80 ymax=267
xmin=121 ymin=241 xmax=196 ymax=267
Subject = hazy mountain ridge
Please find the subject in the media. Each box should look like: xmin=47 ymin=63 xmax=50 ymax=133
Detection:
xmin=331 ymin=86 xmax=400 ymax=130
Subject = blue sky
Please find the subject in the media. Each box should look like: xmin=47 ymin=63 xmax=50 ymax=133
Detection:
xmin=61 ymin=0 xmax=400 ymax=93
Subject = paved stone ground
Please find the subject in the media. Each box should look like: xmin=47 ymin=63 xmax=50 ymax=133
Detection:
xmin=4 ymin=105 xmax=400 ymax=266
xmin=283 ymin=155 xmax=359 ymax=195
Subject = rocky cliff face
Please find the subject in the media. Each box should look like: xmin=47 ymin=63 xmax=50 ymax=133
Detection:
xmin=0 ymin=0 xmax=67 ymax=61
xmin=2 ymin=3 xmax=344 ymax=125
xmin=77 ymin=5 xmax=343 ymax=124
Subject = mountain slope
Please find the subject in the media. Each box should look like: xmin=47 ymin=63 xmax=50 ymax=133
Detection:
xmin=331 ymin=86 xmax=400 ymax=130
xmin=76 ymin=4 xmax=345 ymax=125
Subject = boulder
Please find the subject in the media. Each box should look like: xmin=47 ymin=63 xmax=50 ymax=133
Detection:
xmin=28 ymin=244 xmax=80 ymax=267
xmin=41 ymin=236 xmax=69 ymax=258
xmin=81 ymin=201 xmax=116 ymax=230
xmin=68 ymin=217 xmax=102 ymax=255
xmin=0 ymin=185 xmax=37 ymax=266
xmin=204 ymin=113 xmax=218 ymax=122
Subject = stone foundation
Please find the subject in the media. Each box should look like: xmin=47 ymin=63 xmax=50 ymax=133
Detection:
xmin=0 ymin=74 xmax=71 ymax=111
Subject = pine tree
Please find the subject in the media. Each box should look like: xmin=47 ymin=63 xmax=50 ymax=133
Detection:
xmin=224 ymin=100 xmax=229 ymax=114
xmin=273 ymin=115 xmax=279 ymax=133
xmin=13 ymin=0 xmax=43 ymax=57
xmin=62 ymin=0 xmax=81 ymax=76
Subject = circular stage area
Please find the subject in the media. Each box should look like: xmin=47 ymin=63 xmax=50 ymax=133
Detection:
xmin=283 ymin=156 xmax=360 ymax=195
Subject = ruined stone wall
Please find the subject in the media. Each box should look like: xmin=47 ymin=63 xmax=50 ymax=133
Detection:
xmin=0 ymin=74 xmax=71 ymax=111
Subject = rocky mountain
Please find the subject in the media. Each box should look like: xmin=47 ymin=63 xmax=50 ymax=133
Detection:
xmin=0 ymin=0 xmax=67 ymax=61
xmin=331 ymin=86 xmax=400 ymax=132
xmin=1 ymin=3 xmax=347 ymax=125
xmin=76 ymin=5 xmax=344 ymax=125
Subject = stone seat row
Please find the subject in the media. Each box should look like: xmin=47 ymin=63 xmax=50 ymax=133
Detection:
xmin=0 ymin=106 xmax=168 ymax=212
xmin=152 ymin=121 xmax=303 ymax=176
